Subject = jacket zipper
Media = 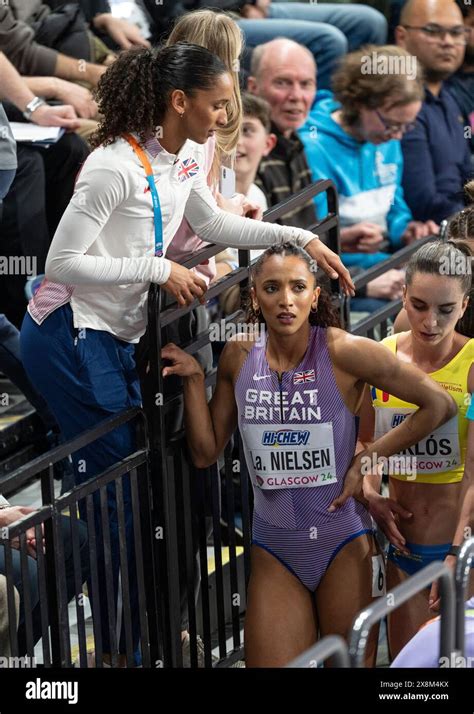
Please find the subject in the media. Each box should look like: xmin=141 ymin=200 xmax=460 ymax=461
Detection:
xmin=277 ymin=371 xmax=284 ymax=424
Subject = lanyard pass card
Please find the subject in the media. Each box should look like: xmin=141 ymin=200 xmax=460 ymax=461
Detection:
xmin=124 ymin=133 xmax=164 ymax=257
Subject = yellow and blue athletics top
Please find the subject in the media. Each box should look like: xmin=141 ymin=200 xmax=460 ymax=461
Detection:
xmin=372 ymin=334 xmax=474 ymax=484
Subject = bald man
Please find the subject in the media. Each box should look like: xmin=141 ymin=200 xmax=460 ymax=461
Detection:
xmin=395 ymin=0 xmax=472 ymax=222
xmin=247 ymin=39 xmax=318 ymax=229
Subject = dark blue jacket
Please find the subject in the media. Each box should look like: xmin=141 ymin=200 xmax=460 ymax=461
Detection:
xmin=401 ymin=85 xmax=472 ymax=223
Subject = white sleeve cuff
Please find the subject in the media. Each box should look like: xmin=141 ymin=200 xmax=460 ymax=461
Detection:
xmin=152 ymin=257 xmax=171 ymax=284
xmin=290 ymin=229 xmax=318 ymax=249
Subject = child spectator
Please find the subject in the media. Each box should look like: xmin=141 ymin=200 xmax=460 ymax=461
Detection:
xmin=216 ymin=92 xmax=276 ymax=313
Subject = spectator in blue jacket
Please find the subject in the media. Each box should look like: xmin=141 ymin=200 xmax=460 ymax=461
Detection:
xmin=395 ymin=0 xmax=472 ymax=223
xmin=299 ymin=45 xmax=438 ymax=309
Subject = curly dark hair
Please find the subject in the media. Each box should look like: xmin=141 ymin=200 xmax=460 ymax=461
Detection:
xmin=90 ymin=42 xmax=228 ymax=149
xmin=243 ymin=243 xmax=341 ymax=329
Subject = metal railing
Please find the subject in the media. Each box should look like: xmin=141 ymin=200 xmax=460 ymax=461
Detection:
xmin=455 ymin=538 xmax=474 ymax=656
xmin=349 ymin=562 xmax=456 ymax=667
xmin=1 ymin=408 xmax=156 ymax=668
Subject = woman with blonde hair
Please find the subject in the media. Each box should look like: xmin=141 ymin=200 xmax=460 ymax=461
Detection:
xmin=167 ymin=9 xmax=243 ymax=185
xmin=165 ymin=9 xmax=258 ymax=283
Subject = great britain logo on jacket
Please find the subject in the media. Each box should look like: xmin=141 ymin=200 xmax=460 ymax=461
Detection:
xmin=177 ymin=157 xmax=200 ymax=183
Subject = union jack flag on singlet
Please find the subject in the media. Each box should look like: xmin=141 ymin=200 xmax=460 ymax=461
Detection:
xmin=177 ymin=157 xmax=199 ymax=182
xmin=293 ymin=369 xmax=315 ymax=384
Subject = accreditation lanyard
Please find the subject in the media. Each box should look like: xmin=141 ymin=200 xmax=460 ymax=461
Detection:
xmin=123 ymin=133 xmax=163 ymax=257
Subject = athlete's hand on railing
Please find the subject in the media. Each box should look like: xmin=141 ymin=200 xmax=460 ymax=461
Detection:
xmin=428 ymin=554 xmax=456 ymax=612
xmin=162 ymin=262 xmax=207 ymax=307
xmin=365 ymin=493 xmax=412 ymax=554
xmin=304 ymin=238 xmax=355 ymax=296
xmin=161 ymin=343 xmax=204 ymax=379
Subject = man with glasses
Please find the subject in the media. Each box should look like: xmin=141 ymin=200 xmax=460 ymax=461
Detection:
xmin=396 ymin=0 xmax=472 ymax=223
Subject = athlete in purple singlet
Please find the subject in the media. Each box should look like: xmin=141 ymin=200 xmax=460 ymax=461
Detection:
xmin=162 ymin=243 xmax=455 ymax=666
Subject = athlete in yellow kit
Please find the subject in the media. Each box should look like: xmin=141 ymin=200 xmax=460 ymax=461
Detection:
xmin=360 ymin=241 xmax=474 ymax=658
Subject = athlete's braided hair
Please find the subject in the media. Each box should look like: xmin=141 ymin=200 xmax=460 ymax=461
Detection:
xmin=448 ymin=239 xmax=474 ymax=339
xmin=445 ymin=183 xmax=474 ymax=337
xmin=447 ymin=182 xmax=474 ymax=243
xmin=90 ymin=43 xmax=228 ymax=149
xmin=244 ymin=243 xmax=341 ymax=328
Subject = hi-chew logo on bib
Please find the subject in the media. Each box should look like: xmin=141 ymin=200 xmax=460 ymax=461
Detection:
xmin=375 ymin=408 xmax=461 ymax=475
xmin=262 ymin=429 xmax=310 ymax=446
xmin=242 ymin=423 xmax=337 ymax=489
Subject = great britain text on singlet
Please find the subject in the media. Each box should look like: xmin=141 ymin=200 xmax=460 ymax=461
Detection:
xmin=243 ymin=387 xmax=321 ymax=420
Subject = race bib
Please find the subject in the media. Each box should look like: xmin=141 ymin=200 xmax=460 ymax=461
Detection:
xmin=241 ymin=422 xmax=337 ymax=490
xmin=375 ymin=408 xmax=461 ymax=475
xmin=372 ymin=554 xmax=386 ymax=597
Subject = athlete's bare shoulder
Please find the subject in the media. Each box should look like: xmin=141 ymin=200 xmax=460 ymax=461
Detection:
xmin=326 ymin=326 xmax=366 ymax=354
xmin=326 ymin=326 xmax=398 ymax=376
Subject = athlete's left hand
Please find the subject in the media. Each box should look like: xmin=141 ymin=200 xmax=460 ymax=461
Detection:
xmin=328 ymin=454 xmax=368 ymax=512
xmin=304 ymin=238 xmax=355 ymax=296
xmin=428 ymin=554 xmax=457 ymax=612
xmin=161 ymin=342 xmax=204 ymax=379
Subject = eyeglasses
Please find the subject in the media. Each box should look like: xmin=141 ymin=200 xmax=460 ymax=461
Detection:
xmin=374 ymin=109 xmax=417 ymax=136
xmin=402 ymin=24 xmax=470 ymax=45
